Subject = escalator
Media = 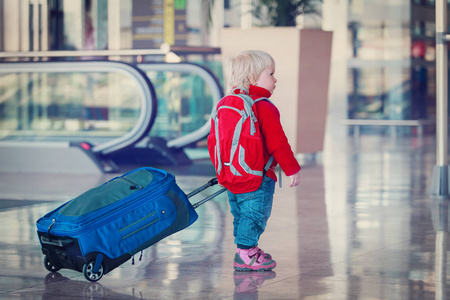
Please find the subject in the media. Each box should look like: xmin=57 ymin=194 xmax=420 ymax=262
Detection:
xmin=0 ymin=61 xmax=223 ymax=173
xmin=109 ymin=62 xmax=223 ymax=166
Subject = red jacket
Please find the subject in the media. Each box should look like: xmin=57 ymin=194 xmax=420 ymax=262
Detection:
xmin=240 ymin=85 xmax=301 ymax=182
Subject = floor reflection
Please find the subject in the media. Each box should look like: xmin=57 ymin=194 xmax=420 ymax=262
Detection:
xmin=42 ymin=273 xmax=138 ymax=300
xmin=296 ymin=165 xmax=333 ymax=297
xmin=431 ymin=198 xmax=449 ymax=300
xmin=2 ymin=135 xmax=450 ymax=299
xmin=233 ymin=271 xmax=276 ymax=300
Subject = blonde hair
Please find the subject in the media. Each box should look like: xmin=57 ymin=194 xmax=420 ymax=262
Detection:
xmin=224 ymin=50 xmax=275 ymax=94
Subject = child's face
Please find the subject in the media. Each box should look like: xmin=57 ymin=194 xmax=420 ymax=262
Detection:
xmin=255 ymin=65 xmax=277 ymax=94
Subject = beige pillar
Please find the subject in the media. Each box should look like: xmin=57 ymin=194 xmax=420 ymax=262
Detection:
xmin=221 ymin=27 xmax=332 ymax=154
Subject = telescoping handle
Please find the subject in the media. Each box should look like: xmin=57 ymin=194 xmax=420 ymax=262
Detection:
xmin=187 ymin=178 xmax=227 ymax=209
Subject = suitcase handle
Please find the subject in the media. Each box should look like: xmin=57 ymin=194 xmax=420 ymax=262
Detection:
xmin=192 ymin=187 xmax=227 ymax=209
xmin=186 ymin=178 xmax=219 ymax=199
xmin=187 ymin=178 xmax=227 ymax=209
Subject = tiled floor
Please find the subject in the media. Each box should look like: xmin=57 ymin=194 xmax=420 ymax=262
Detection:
xmin=0 ymin=134 xmax=449 ymax=299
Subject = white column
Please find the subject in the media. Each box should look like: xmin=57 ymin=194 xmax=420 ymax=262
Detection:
xmin=3 ymin=0 xmax=21 ymax=52
xmin=108 ymin=0 xmax=121 ymax=50
xmin=210 ymin=0 xmax=224 ymax=47
xmin=241 ymin=0 xmax=252 ymax=29
xmin=19 ymin=0 xmax=29 ymax=51
xmin=431 ymin=0 xmax=450 ymax=197
xmin=436 ymin=0 xmax=448 ymax=169
xmin=322 ymin=0 xmax=349 ymax=151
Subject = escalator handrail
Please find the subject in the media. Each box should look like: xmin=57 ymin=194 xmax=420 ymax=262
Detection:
xmin=0 ymin=61 xmax=157 ymax=155
xmin=137 ymin=62 xmax=224 ymax=149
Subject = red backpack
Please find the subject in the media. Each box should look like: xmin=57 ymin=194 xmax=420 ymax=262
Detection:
xmin=207 ymin=88 xmax=274 ymax=194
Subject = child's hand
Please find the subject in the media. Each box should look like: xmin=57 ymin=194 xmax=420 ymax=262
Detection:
xmin=289 ymin=171 xmax=301 ymax=187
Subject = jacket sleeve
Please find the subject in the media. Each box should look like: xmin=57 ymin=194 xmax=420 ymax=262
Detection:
xmin=257 ymin=101 xmax=301 ymax=176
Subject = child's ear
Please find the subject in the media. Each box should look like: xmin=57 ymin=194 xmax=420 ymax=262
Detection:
xmin=248 ymin=74 xmax=257 ymax=85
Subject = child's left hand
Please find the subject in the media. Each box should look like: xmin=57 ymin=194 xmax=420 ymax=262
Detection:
xmin=288 ymin=171 xmax=301 ymax=187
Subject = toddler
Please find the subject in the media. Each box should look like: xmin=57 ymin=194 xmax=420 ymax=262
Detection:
xmin=212 ymin=50 xmax=301 ymax=271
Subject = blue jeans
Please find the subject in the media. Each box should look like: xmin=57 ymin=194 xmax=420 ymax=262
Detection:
xmin=227 ymin=176 xmax=276 ymax=248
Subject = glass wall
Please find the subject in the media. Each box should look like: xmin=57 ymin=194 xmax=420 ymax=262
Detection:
xmin=348 ymin=0 xmax=449 ymax=123
xmin=348 ymin=66 xmax=411 ymax=119
xmin=347 ymin=1 xmax=412 ymax=121
xmin=410 ymin=1 xmax=439 ymax=121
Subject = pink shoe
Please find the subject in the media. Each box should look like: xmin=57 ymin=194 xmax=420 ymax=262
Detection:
xmin=234 ymin=247 xmax=276 ymax=271
xmin=257 ymin=247 xmax=272 ymax=260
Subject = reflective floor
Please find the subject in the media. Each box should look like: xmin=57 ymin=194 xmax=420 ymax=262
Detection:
xmin=0 ymin=134 xmax=449 ymax=299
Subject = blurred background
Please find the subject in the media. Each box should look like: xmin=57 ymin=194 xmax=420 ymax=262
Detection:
xmin=1 ymin=3 xmax=450 ymax=298
xmin=0 ymin=0 xmax=444 ymax=172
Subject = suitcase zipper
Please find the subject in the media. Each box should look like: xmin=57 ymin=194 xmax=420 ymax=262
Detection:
xmin=116 ymin=177 xmax=142 ymax=190
xmin=121 ymin=217 xmax=160 ymax=240
xmin=49 ymin=177 xmax=175 ymax=236
xmin=119 ymin=211 xmax=157 ymax=235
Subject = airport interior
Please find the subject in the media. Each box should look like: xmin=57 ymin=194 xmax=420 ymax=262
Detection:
xmin=1 ymin=0 xmax=450 ymax=299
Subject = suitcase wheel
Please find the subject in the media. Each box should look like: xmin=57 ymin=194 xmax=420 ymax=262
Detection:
xmin=83 ymin=259 xmax=104 ymax=282
xmin=44 ymin=256 xmax=61 ymax=272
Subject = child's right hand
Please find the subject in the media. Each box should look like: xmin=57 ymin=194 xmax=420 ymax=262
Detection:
xmin=289 ymin=171 xmax=301 ymax=187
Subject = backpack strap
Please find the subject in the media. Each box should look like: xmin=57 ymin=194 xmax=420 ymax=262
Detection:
xmin=212 ymin=112 xmax=223 ymax=175
xmin=234 ymin=94 xmax=258 ymax=135
xmin=253 ymin=97 xmax=275 ymax=173
xmin=264 ymin=156 xmax=274 ymax=171
xmin=254 ymin=97 xmax=273 ymax=105
xmin=231 ymin=87 xmax=248 ymax=95
xmin=234 ymin=94 xmax=275 ymax=174
xmin=231 ymin=88 xmax=260 ymax=135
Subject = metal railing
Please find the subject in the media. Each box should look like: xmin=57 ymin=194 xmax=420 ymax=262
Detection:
xmin=341 ymin=118 xmax=435 ymax=144
xmin=0 ymin=49 xmax=167 ymax=59
xmin=0 ymin=45 xmax=220 ymax=59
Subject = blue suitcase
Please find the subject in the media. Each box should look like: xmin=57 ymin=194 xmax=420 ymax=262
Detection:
xmin=36 ymin=167 xmax=225 ymax=281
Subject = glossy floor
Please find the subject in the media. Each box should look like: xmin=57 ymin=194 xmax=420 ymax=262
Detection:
xmin=0 ymin=135 xmax=449 ymax=299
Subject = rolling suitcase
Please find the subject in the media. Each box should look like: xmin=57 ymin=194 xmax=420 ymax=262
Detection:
xmin=36 ymin=167 xmax=226 ymax=282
